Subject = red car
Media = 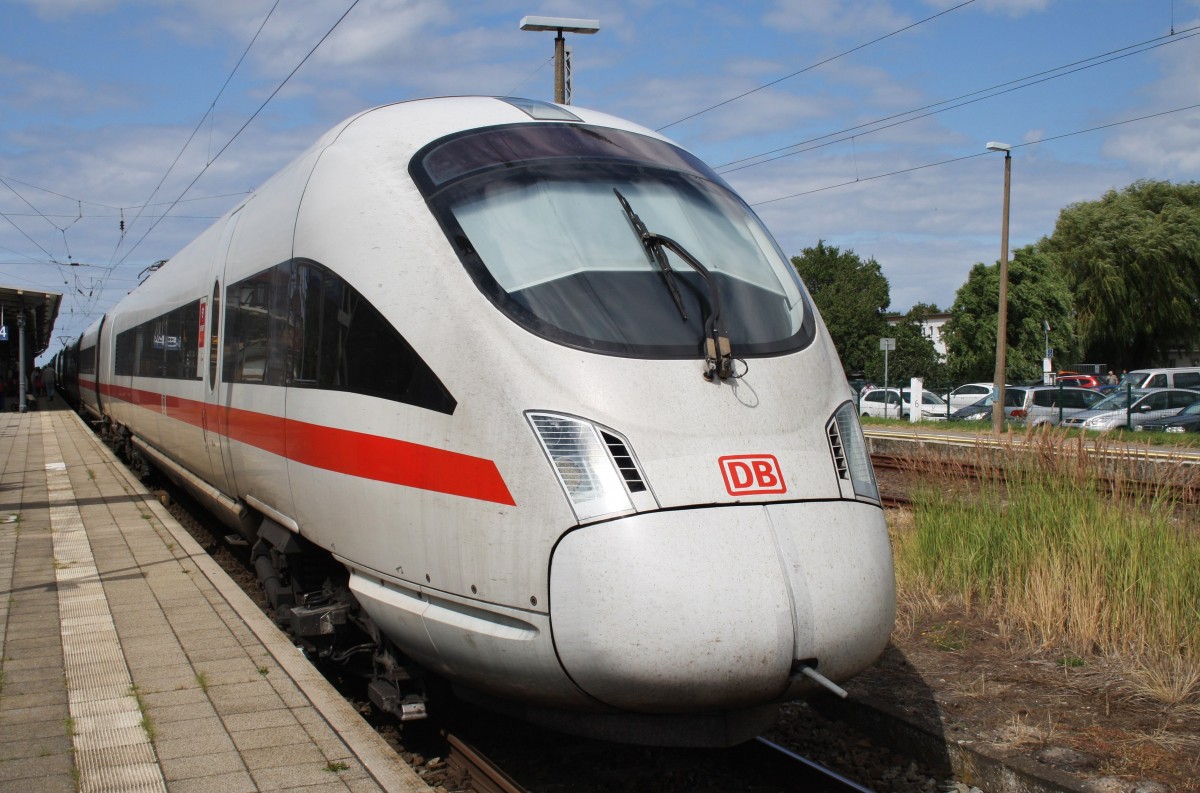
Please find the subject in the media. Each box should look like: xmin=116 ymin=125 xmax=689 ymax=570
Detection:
xmin=1056 ymin=374 xmax=1102 ymax=389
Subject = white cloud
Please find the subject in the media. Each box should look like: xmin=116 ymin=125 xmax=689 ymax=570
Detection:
xmin=1094 ymin=9 xmax=1200 ymax=174
xmin=922 ymin=0 xmax=1050 ymax=16
xmin=1103 ymin=111 xmax=1200 ymax=173
xmin=765 ymin=0 xmax=912 ymax=35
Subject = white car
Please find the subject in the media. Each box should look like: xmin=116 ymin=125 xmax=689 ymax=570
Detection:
xmin=901 ymin=388 xmax=950 ymax=421
xmin=947 ymin=382 xmax=1000 ymax=409
xmin=859 ymin=387 xmax=948 ymax=421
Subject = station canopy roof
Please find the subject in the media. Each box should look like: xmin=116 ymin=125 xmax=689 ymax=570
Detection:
xmin=0 ymin=285 xmax=63 ymax=359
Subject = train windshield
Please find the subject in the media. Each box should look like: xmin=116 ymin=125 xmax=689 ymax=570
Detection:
xmin=412 ymin=123 xmax=815 ymax=359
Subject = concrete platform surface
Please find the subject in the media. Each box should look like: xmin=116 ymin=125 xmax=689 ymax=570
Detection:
xmin=0 ymin=405 xmax=431 ymax=793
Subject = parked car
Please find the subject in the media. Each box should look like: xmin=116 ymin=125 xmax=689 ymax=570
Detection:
xmin=947 ymin=382 xmax=1000 ymax=409
xmin=950 ymin=393 xmax=997 ymax=421
xmin=858 ymin=387 xmax=904 ymax=419
xmin=1060 ymin=388 xmax=1200 ymax=432
xmin=900 ymin=388 xmax=949 ymax=421
xmin=1117 ymin=367 xmax=1200 ymax=390
xmin=859 ymin=387 xmax=948 ymax=421
xmin=1134 ymin=398 xmax=1200 ymax=433
xmin=1008 ymin=386 xmax=1107 ymax=427
xmin=1055 ymin=374 xmax=1101 ymax=389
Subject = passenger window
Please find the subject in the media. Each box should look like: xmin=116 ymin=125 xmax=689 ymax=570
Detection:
xmin=1174 ymin=372 xmax=1200 ymax=388
xmin=79 ymin=346 xmax=97 ymax=376
xmin=1148 ymin=374 xmax=1167 ymax=388
xmin=1172 ymin=392 xmax=1198 ymax=408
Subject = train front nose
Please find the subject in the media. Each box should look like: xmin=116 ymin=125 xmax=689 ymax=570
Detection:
xmin=548 ymin=501 xmax=895 ymax=713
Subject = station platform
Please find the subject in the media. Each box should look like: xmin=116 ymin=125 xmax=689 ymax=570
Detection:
xmin=0 ymin=402 xmax=431 ymax=793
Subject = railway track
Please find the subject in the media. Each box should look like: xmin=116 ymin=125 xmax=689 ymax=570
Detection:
xmin=445 ymin=733 xmax=527 ymax=793
xmin=749 ymin=737 xmax=882 ymax=792
xmin=445 ymin=733 xmax=884 ymax=793
xmin=870 ymin=447 xmax=1200 ymax=507
xmin=154 ymin=470 xmax=900 ymax=793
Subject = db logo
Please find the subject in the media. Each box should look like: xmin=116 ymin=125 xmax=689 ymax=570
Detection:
xmin=718 ymin=455 xmax=786 ymax=496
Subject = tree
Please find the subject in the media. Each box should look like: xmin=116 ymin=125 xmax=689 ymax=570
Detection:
xmin=1041 ymin=180 xmax=1200 ymax=368
xmin=791 ymin=241 xmax=890 ymax=376
xmin=943 ymin=244 xmax=1077 ymax=383
xmin=880 ymin=305 xmax=946 ymax=387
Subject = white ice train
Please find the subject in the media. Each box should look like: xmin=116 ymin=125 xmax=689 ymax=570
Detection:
xmin=66 ymin=96 xmax=894 ymax=746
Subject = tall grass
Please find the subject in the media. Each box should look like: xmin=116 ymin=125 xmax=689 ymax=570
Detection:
xmin=893 ymin=432 xmax=1200 ymax=665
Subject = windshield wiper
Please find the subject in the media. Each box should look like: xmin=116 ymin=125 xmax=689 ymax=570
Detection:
xmin=614 ymin=189 xmax=688 ymax=322
xmin=613 ymin=189 xmax=734 ymax=381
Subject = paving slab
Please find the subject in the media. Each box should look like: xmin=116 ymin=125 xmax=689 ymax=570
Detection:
xmin=0 ymin=408 xmax=430 ymax=793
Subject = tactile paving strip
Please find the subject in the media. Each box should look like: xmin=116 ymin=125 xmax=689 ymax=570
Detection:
xmin=43 ymin=416 xmax=168 ymax=793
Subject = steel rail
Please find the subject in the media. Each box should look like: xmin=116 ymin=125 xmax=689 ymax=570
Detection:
xmin=445 ymin=733 xmax=530 ymax=793
xmin=870 ymin=447 xmax=1200 ymax=506
xmin=752 ymin=736 xmax=881 ymax=792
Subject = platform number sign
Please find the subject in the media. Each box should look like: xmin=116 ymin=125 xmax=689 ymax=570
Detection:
xmin=0 ymin=325 xmax=7 ymax=342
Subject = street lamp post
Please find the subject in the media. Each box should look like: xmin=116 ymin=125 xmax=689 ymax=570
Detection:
xmin=1043 ymin=320 xmax=1052 ymax=384
xmin=987 ymin=141 xmax=1012 ymax=433
xmin=519 ymin=16 xmax=600 ymax=104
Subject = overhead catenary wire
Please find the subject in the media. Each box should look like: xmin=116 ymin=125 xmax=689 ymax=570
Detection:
xmin=111 ymin=0 xmax=362 ymax=271
xmin=749 ymin=101 xmax=1200 ymax=207
xmin=65 ymin=1 xmax=360 ymax=327
xmin=656 ymin=0 xmax=978 ymax=132
xmin=718 ymin=24 xmax=1200 ymax=176
xmin=506 ymin=55 xmax=554 ymax=97
xmin=110 ymin=0 xmax=283 ymax=266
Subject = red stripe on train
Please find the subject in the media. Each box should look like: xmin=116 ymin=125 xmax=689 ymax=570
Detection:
xmin=96 ymin=382 xmax=516 ymax=506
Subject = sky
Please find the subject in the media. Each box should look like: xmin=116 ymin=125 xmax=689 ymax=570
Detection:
xmin=3 ymin=0 xmax=1199 ymax=362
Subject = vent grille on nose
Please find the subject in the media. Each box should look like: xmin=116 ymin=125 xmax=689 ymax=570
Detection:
xmin=827 ymin=419 xmax=850 ymax=480
xmin=600 ymin=431 xmax=647 ymax=492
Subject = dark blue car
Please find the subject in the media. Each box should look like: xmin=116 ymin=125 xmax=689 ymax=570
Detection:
xmin=1135 ymin=398 xmax=1200 ymax=433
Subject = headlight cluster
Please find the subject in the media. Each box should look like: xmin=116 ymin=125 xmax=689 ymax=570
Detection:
xmin=828 ymin=402 xmax=880 ymax=502
xmin=528 ymin=412 xmax=645 ymax=522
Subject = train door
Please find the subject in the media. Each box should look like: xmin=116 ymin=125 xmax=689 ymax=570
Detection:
xmin=200 ymin=212 xmax=241 ymax=498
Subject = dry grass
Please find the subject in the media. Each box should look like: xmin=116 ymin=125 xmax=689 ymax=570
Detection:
xmin=887 ymin=431 xmax=1200 ymax=705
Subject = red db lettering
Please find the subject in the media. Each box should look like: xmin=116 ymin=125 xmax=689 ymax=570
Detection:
xmin=752 ymin=460 xmax=779 ymax=489
xmin=718 ymin=455 xmax=787 ymax=496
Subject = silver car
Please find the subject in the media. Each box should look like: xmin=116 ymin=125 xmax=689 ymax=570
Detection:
xmin=1007 ymin=385 xmax=1106 ymax=427
xmin=1059 ymin=388 xmax=1200 ymax=431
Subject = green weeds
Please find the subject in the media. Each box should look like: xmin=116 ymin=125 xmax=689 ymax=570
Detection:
xmin=130 ymin=685 xmax=155 ymax=743
xmin=892 ymin=432 xmax=1200 ymax=682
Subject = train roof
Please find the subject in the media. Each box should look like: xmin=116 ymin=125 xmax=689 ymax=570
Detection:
xmin=329 ymin=95 xmax=672 ymax=153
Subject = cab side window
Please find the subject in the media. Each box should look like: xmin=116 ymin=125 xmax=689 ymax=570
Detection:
xmin=223 ymin=259 xmax=456 ymax=414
